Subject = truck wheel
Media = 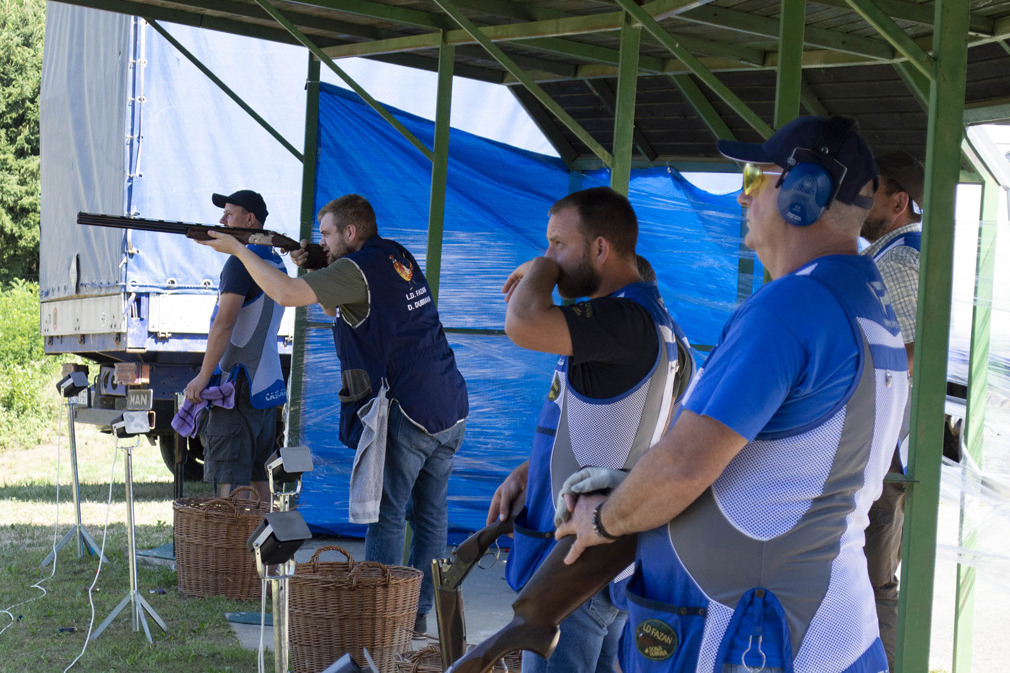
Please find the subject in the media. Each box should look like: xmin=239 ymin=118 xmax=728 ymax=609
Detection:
xmin=158 ymin=434 xmax=205 ymax=481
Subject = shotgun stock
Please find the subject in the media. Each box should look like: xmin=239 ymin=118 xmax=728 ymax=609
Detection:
xmin=445 ymin=533 xmax=637 ymax=673
xmin=77 ymin=212 xmax=329 ymax=269
xmin=433 ymin=494 xmax=525 ymax=670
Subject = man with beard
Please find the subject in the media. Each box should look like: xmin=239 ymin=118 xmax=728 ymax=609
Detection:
xmin=860 ymin=150 xmax=924 ymax=672
xmin=487 ymin=186 xmax=694 ymax=673
xmin=197 ymin=194 xmax=468 ymax=639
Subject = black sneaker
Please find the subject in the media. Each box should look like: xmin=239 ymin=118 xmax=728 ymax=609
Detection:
xmin=412 ymin=613 xmax=428 ymax=639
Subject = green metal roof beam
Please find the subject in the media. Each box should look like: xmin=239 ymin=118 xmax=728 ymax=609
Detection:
xmin=774 ymin=0 xmax=806 ymax=129
xmin=456 ymin=44 xmax=578 ymax=77
xmin=508 ymin=85 xmax=579 ymax=169
xmin=614 ymin=0 xmax=773 ymax=139
xmin=368 ymin=51 xmax=507 ymax=84
xmin=845 ymin=0 xmax=936 ymax=79
xmin=296 ymin=0 xmax=451 ymax=30
xmin=679 ymin=4 xmax=894 ymax=60
xmin=586 ymin=79 xmax=657 ymax=161
xmin=893 ymin=60 xmax=930 ymax=108
xmin=147 ymin=20 xmax=303 ymax=162
xmin=813 ymin=0 xmax=994 ymax=36
xmin=170 ymin=0 xmax=395 ymax=41
xmin=65 ymin=0 xmax=310 ymax=46
xmin=800 ymin=80 xmax=830 ymax=117
xmin=253 ymin=0 xmax=435 ymax=162
xmin=431 ymin=0 xmax=613 ymax=166
xmin=670 ymin=74 xmax=736 ymax=141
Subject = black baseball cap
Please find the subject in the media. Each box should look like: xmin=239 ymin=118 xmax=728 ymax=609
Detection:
xmin=212 ymin=189 xmax=268 ymax=224
xmin=717 ymin=116 xmax=878 ymax=207
xmin=876 ymin=151 xmax=925 ymax=211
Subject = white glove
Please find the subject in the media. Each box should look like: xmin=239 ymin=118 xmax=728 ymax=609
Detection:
xmin=553 ymin=467 xmax=627 ymax=528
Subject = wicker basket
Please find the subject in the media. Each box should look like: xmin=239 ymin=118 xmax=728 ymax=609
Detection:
xmin=173 ymin=486 xmax=268 ymax=600
xmin=393 ymin=644 xmax=519 ymax=673
xmin=289 ymin=546 xmax=423 ymax=673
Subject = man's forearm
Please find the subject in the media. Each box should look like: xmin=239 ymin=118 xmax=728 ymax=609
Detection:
xmin=506 ymin=258 xmax=559 ymax=326
xmin=231 ymin=245 xmax=317 ymax=307
xmin=598 ymin=411 xmax=748 ymax=537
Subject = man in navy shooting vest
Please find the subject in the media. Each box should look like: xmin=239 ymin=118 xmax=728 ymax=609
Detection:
xmin=197 ymin=194 xmax=468 ymax=637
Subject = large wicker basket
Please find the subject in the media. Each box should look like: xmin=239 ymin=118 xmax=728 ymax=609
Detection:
xmin=393 ymin=644 xmax=520 ymax=673
xmin=289 ymin=546 xmax=422 ymax=673
xmin=173 ymin=486 xmax=268 ymax=600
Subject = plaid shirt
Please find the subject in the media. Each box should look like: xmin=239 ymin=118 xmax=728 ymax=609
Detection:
xmin=863 ymin=223 xmax=921 ymax=344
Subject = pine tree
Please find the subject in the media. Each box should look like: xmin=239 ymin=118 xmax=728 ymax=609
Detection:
xmin=0 ymin=0 xmax=45 ymax=283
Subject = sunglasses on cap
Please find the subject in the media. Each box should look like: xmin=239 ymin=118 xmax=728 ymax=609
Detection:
xmin=742 ymin=163 xmax=784 ymax=197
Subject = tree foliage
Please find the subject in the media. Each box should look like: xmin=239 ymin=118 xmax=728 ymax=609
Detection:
xmin=0 ymin=0 xmax=45 ymax=283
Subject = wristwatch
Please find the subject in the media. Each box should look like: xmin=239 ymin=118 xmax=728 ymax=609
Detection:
xmin=592 ymin=503 xmax=619 ymax=540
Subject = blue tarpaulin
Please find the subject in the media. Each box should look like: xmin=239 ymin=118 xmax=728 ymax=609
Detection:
xmin=295 ymin=84 xmax=756 ymax=538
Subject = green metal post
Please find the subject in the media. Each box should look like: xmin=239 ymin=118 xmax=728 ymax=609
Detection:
xmin=611 ymin=12 xmax=641 ymax=196
xmin=896 ymin=0 xmax=970 ymax=669
xmin=426 ymin=36 xmax=454 ymax=305
xmin=286 ymin=55 xmax=321 ymax=447
xmin=951 ymin=178 xmax=999 ymax=673
xmin=774 ymin=0 xmax=806 ymax=129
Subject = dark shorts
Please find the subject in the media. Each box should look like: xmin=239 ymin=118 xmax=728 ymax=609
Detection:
xmin=200 ymin=374 xmax=278 ymax=486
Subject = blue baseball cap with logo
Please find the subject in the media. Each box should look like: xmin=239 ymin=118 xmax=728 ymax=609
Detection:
xmin=212 ymin=189 xmax=269 ymax=224
xmin=717 ymin=116 xmax=878 ymax=207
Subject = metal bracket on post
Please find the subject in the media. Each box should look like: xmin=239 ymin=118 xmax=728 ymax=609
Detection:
xmin=41 ymin=371 xmax=109 ymax=567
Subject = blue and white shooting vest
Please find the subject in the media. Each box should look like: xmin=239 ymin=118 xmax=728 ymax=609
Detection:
xmin=625 ymin=258 xmax=907 ymax=673
xmin=506 ymin=281 xmax=694 ymax=592
xmin=217 ymin=245 xmax=287 ymax=409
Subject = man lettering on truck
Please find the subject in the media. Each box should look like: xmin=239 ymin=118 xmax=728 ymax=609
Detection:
xmin=197 ymin=193 xmax=468 ymax=639
xmin=183 ymin=189 xmax=287 ymax=501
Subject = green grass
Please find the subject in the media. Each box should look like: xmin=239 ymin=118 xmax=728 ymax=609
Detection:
xmin=0 ymin=418 xmax=274 ymax=672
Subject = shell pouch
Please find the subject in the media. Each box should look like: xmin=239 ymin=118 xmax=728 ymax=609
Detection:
xmin=504 ymin=507 xmax=555 ymax=592
xmin=621 ymin=565 xmax=707 ymax=673
xmin=713 ymin=587 xmax=793 ymax=673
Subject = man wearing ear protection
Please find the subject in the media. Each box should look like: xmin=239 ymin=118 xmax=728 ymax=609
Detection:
xmin=860 ymin=150 xmax=924 ymax=672
xmin=556 ymin=117 xmax=908 ymax=673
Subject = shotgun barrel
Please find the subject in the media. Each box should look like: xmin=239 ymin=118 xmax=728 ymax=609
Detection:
xmin=77 ymin=212 xmax=329 ymax=269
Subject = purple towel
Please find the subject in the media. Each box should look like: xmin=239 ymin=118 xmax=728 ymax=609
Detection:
xmin=170 ymin=382 xmax=236 ymax=438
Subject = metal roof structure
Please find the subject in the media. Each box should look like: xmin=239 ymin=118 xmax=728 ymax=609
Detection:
xmin=56 ymin=0 xmax=1010 ymax=170
xmin=44 ymin=1 xmax=1010 ymax=671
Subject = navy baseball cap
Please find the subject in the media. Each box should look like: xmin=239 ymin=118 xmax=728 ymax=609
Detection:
xmin=212 ymin=189 xmax=268 ymax=224
xmin=717 ymin=116 xmax=878 ymax=207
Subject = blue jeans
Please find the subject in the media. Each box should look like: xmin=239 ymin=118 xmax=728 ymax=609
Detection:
xmin=364 ymin=401 xmax=465 ymax=615
xmin=522 ymin=586 xmax=626 ymax=673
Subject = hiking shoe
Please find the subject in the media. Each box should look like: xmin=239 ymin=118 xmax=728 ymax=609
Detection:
xmin=413 ymin=612 xmax=428 ymax=639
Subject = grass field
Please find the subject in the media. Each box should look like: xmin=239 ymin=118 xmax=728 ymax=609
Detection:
xmin=0 ymin=416 xmax=273 ymax=672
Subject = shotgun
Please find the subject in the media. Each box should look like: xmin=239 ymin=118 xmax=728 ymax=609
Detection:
xmin=445 ymin=532 xmax=637 ymax=673
xmin=77 ymin=212 xmax=329 ymax=269
xmin=432 ymin=493 xmax=525 ymax=670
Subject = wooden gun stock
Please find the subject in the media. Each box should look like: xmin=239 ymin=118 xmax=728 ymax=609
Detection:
xmin=77 ymin=212 xmax=329 ymax=269
xmin=433 ymin=495 xmax=525 ymax=670
xmin=445 ymin=534 xmax=637 ymax=673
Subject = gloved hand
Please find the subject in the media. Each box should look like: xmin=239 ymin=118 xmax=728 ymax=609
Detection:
xmin=553 ymin=467 xmax=627 ymax=528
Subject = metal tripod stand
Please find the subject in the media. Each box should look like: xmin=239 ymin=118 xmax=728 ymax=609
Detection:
xmin=91 ymin=434 xmax=168 ymax=642
xmin=41 ymin=395 xmax=108 ymax=567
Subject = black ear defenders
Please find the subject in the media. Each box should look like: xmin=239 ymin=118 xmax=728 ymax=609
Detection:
xmin=776 ymin=117 xmax=857 ymax=227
